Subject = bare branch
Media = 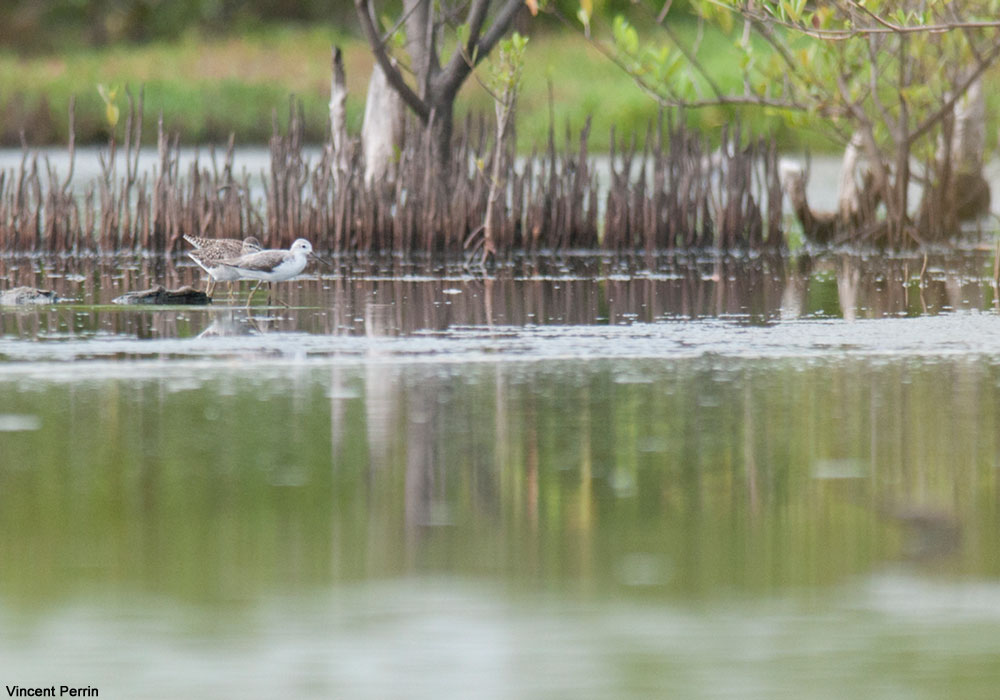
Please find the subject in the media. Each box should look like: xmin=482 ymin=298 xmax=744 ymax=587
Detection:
xmin=656 ymin=0 xmax=674 ymax=24
xmin=354 ymin=0 xmax=430 ymax=121
xmin=472 ymin=0 xmax=525 ymax=66
xmin=439 ymin=0 xmax=523 ymax=98
xmin=736 ymin=1 xmax=1000 ymax=40
xmin=866 ymin=35 xmax=894 ymax=134
xmin=656 ymin=15 xmax=727 ymax=104
xmin=378 ymin=1 xmax=423 ymax=48
xmin=907 ymin=35 xmax=1000 ymax=145
xmin=466 ymin=0 xmax=491 ymax=47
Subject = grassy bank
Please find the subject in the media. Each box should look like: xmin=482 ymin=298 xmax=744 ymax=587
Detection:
xmin=0 ymin=24 xmax=843 ymax=152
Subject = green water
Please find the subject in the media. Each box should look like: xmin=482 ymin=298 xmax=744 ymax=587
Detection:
xmin=3 ymin=253 xmax=1000 ymax=697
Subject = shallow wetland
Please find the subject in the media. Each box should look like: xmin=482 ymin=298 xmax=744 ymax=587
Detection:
xmin=3 ymin=249 xmax=1000 ymax=697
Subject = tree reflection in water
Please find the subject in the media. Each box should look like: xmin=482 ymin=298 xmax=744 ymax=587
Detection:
xmin=2 ymin=252 xmax=999 ymax=341
xmin=3 ymin=251 xmax=1000 ymax=696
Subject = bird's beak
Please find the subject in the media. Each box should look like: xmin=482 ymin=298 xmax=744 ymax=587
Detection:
xmin=309 ymin=253 xmax=331 ymax=268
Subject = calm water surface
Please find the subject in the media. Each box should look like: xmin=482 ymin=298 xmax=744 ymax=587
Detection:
xmin=3 ymin=252 xmax=1000 ymax=698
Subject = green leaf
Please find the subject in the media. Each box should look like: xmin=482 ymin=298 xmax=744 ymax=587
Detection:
xmin=106 ymin=103 xmax=120 ymax=128
xmin=97 ymin=84 xmax=120 ymax=128
xmin=578 ymin=0 xmax=593 ymax=32
xmin=97 ymin=83 xmax=118 ymax=104
xmin=612 ymin=15 xmax=639 ymax=55
xmin=714 ymin=4 xmax=734 ymax=33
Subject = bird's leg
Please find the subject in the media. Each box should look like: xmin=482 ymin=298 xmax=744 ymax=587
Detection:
xmin=245 ymin=280 xmax=263 ymax=308
xmin=206 ymin=278 xmax=216 ymax=297
xmin=269 ymin=283 xmax=291 ymax=308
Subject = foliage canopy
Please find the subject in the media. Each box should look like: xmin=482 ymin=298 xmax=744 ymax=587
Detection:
xmin=598 ymin=0 xmax=1000 ymax=243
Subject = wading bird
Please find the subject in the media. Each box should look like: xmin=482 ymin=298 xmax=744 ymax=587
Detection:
xmin=219 ymin=238 xmax=322 ymax=307
xmin=184 ymin=235 xmax=262 ymax=297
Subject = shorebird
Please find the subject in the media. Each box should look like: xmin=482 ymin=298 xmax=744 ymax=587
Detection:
xmin=184 ymin=235 xmax=262 ymax=296
xmin=218 ymin=238 xmax=321 ymax=307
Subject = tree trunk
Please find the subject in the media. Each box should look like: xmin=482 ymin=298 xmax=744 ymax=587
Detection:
xmin=779 ymin=162 xmax=836 ymax=244
xmin=329 ymin=47 xmax=349 ymax=190
xmin=836 ymin=132 xmax=864 ymax=224
xmin=944 ymin=77 xmax=990 ymax=222
xmin=427 ymin=102 xmax=455 ymax=172
xmin=361 ymin=62 xmax=405 ymax=187
xmin=404 ymin=0 xmax=435 ymax=99
xmin=918 ymin=76 xmax=990 ymax=235
xmin=949 ymin=77 xmax=986 ymax=176
xmin=354 ymin=0 xmax=525 ymax=171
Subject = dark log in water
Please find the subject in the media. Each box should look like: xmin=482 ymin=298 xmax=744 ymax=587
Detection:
xmin=0 ymin=99 xmax=783 ymax=256
xmin=112 ymin=285 xmax=210 ymax=305
xmin=0 ymin=286 xmax=57 ymax=305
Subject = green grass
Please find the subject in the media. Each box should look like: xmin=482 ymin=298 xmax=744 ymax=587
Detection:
xmin=0 ymin=25 xmax=370 ymax=146
xmin=487 ymin=28 xmax=837 ymax=153
xmin=0 ymin=23 xmax=887 ymax=153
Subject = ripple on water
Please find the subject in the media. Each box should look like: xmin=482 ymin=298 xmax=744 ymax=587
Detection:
xmin=2 ymin=312 xmax=1000 ymax=373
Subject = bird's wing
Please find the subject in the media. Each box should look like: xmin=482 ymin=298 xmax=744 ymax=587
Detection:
xmin=219 ymin=250 xmax=286 ymax=271
xmin=188 ymin=248 xmax=219 ymax=264
xmin=184 ymin=236 xmax=244 ymax=255
xmin=183 ymin=234 xmax=210 ymax=249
